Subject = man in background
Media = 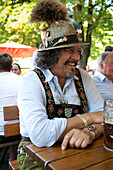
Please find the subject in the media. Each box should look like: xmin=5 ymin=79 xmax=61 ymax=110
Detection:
xmin=68 ymin=11 xmax=77 ymax=31
xmin=0 ymin=53 xmax=21 ymax=169
xmin=105 ymin=46 xmax=113 ymax=52
xmin=32 ymin=23 xmax=47 ymax=69
xmin=92 ymin=52 xmax=113 ymax=100
xmin=12 ymin=63 xmax=21 ymax=75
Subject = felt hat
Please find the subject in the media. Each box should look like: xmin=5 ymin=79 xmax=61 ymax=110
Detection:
xmin=30 ymin=0 xmax=89 ymax=51
xmin=38 ymin=23 xmax=89 ymax=51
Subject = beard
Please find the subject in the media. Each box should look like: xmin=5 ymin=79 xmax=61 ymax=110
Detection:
xmin=64 ymin=60 xmax=78 ymax=78
xmin=64 ymin=68 xmax=75 ymax=78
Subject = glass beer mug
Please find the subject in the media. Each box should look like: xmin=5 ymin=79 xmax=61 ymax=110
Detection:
xmin=104 ymin=100 xmax=113 ymax=151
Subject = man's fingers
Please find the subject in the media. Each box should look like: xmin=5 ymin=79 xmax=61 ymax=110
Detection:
xmin=61 ymin=128 xmax=95 ymax=150
xmin=61 ymin=129 xmax=76 ymax=150
xmin=75 ymin=129 xmax=94 ymax=148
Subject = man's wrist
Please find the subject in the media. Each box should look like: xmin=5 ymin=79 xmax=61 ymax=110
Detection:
xmin=76 ymin=114 xmax=88 ymax=127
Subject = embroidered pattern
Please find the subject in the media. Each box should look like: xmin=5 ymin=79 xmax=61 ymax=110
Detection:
xmin=57 ymin=108 xmax=63 ymax=116
xmin=34 ymin=68 xmax=87 ymax=118
xmin=65 ymin=108 xmax=72 ymax=117
xmin=74 ymin=68 xmax=87 ymax=112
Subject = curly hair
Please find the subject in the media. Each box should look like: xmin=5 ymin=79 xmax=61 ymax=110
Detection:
xmin=36 ymin=47 xmax=83 ymax=69
xmin=0 ymin=53 xmax=12 ymax=72
xmin=36 ymin=48 xmax=62 ymax=69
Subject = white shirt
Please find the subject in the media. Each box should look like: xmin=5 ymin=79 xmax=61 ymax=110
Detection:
xmin=32 ymin=50 xmax=38 ymax=69
xmin=18 ymin=68 xmax=104 ymax=147
xmin=0 ymin=72 xmax=20 ymax=135
xmin=92 ymin=70 xmax=113 ymax=100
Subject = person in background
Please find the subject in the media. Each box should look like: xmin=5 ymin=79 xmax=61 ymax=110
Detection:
xmin=68 ymin=11 xmax=77 ymax=31
xmin=105 ymin=46 xmax=113 ymax=52
xmin=32 ymin=23 xmax=47 ymax=69
xmin=17 ymin=1 xmax=104 ymax=169
xmin=91 ymin=52 xmax=113 ymax=101
xmin=32 ymin=50 xmax=38 ymax=69
xmin=0 ymin=53 xmax=21 ymax=169
xmin=86 ymin=65 xmax=94 ymax=75
xmin=12 ymin=63 xmax=21 ymax=75
xmin=32 ymin=43 xmax=45 ymax=69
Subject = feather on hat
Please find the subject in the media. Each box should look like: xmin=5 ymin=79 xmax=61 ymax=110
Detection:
xmin=30 ymin=0 xmax=69 ymax=26
xmin=30 ymin=0 xmax=89 ymax=51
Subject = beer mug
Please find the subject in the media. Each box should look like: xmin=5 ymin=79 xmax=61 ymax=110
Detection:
xmin=103 ymin=100 xmax=113 ymax=151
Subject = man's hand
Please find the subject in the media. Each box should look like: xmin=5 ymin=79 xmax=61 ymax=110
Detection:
xmin=61 ymin=128 xmax=95 ymax=150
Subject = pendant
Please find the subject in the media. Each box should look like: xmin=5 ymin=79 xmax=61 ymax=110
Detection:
xmin=59 ymin=99 xmax=68 ymax=104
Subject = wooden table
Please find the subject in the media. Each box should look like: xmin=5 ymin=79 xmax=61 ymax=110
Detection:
xmin=26 ymin=136 xmax=113 ymax=170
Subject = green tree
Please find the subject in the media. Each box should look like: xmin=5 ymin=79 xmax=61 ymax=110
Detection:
xmin=0 ymin=0 xmax=113 ymax=68
xmin=65 ymin=0 xmax=113 ymax=69
xmin=0 ymin=0 xmax=41 ymax=48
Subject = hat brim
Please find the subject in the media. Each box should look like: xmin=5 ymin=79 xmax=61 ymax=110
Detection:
xmin=38 ymin=42 xmax=89 ymax=51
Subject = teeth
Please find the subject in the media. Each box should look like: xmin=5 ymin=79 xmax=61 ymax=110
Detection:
xmin=69 ymin=63 xmax=75 ymax=66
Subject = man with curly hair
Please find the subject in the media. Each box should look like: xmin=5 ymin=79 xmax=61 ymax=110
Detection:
xmin=17 ymin=0 xmax=104 ymax=169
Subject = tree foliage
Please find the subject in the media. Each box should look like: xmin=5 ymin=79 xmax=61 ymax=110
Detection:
xmin=0 ymin=0 xmax=41 ymax=47
xmin=0 ymin=0 xmax=113 ymax=68
xmin=64 ymin=0 xmax=113 ymax=68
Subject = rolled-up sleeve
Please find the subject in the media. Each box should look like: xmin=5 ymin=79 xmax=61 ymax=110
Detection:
xmin=17 ymin=71 xmax=67 ymax=147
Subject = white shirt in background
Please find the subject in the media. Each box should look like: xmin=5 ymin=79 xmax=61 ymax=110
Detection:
xmin=0 ymin=72 xmax=20 ymax=135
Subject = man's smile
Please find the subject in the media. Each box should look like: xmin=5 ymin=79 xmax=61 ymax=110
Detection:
xmin=65 ymin=60 xmax=78 ymax=67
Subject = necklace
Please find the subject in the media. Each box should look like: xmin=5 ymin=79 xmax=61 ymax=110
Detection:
xmin=53 ymin=82 xmax=68 ymax=104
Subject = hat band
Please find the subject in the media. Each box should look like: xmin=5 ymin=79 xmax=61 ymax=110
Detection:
xmin=46 ymin=34 xmax=78 ymax=48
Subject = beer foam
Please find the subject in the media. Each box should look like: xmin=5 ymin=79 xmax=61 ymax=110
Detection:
xmin=105 ymin=120 xmax=113 ymax=124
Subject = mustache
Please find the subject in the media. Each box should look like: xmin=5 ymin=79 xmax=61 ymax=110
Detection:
xmin=65 ymin=60 xmax=78 ymax=66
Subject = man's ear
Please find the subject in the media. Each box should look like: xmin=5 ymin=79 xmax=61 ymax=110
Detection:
xmin=100 ymin=61 xmax=104 ymax=69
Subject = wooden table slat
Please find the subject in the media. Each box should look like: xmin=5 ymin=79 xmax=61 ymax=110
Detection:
xmin=48 ymin=146 xmax=113 ymax=170
xmin=84 ymin=158 xmax=113 ymax=170
xmin=26 ymin=136 xmax=113 ymax=170
xmin=26 ymin=136 xmax=103 ymax=167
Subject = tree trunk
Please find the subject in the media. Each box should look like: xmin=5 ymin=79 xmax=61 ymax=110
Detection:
xmin=74 ymin=1 xmax=93 ymax=70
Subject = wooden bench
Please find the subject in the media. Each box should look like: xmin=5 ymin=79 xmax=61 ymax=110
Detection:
xmin=0 ymin=106 xmax=20 ymax=170
xmin=4 ymin=105 xmax=20 ymax=138
xmin=9 ymin=160 xmax=19 ymax=170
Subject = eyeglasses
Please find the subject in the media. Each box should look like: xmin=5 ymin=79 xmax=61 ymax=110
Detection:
xmin=65 ymin=48 xmax=82 ymax=55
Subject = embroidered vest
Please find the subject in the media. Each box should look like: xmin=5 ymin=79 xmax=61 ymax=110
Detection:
xmin=34 ymin=68 xmax=87 ymax=119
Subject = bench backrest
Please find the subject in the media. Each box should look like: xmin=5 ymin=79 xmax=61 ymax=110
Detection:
xmin=3 ymin=106 xmax=20 ymax=137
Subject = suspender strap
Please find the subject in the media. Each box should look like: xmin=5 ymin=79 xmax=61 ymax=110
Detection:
xmin=74 ymin=68 xmax=87 ymax=112
xmin=33 ymin=68 xmax=87 ymax=118
xmin=34 ymin=68 xmax=55 ymax=119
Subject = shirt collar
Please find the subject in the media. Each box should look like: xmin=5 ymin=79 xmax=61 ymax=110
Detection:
xmin=95 ymin=70 xmax=108 ymax=82
xmin=39 ymin=68 xmax=80 ymax=82
xmin=39 ymin=68 xmax=54 ymax=82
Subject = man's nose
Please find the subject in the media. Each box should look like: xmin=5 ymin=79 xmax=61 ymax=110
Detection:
xmin=71 ymin=53 xmax=80 ymax=61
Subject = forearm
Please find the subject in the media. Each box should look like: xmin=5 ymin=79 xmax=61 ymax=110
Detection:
xmin=83 ymin=111 xmax=103 ymax=125
xmin=58 ymin=111 xmax=103 ymax=142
